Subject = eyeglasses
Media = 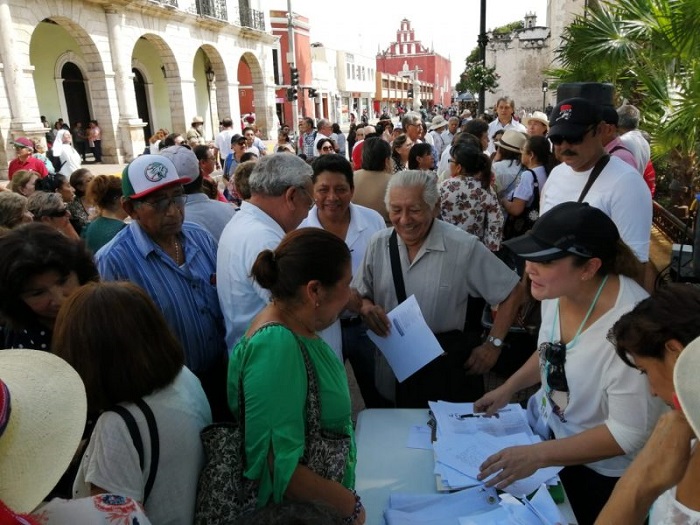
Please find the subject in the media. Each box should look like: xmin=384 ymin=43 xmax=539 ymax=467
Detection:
xmin=139 ymin=194 xmax=186 ymax=213
xmin=320 ymin=146 xmax=334 ymax=152
xmin=548 ymin=126 xmax=594 ymax=146
xmin=540 ymin=341 xmax=568 ymax=392
xmin=297 ymin=186 xmax=315 ymax=210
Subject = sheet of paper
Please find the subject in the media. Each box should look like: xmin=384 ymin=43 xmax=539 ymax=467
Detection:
xmin=528 ymin=484 xmax=567 ymax=525
xmin=434 ymin=460 xmax=480 ymax=489
xmin=429 ymin=400 xmax=533 ymax=437
xmin=406 ymin=425 xmax=433 ymax=450
xmin=366 ymin=295 xmax=444 ymax=382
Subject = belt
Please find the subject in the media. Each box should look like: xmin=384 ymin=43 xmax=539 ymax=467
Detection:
xmin=340 ymin=316 xmax=363 ymax=328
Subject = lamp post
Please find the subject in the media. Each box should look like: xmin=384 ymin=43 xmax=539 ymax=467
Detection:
xmin=541 ymin=80 xmax=548 ymax=112
xmin=477 ymin=0 xmax=487 ymax=115
xmin=205 ymin=67 xmax=216 ymax=140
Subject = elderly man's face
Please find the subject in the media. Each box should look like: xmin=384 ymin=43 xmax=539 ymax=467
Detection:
xmin=131 ymin=186 xmax=186 ymax=239
xmin=405 ymin=121 xmax=421 ymax=142
xmin=448 ymin=120 xmax=459 ymax=134
xmin=388 ymin=185 xmax=434 ymax=250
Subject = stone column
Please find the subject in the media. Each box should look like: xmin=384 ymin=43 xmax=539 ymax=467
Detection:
xmin=105 ymin=7 xmax=145 ymax=161
xmin=226 ymin=80 xmax=242 ymax=133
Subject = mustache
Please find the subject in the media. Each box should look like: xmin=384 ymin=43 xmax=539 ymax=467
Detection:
xmin=560 ymin=149 xmax=577 ymax=156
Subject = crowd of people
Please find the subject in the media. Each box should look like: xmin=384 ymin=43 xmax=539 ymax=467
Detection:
xmin=0 ymin=94 xmax=694 ymax=525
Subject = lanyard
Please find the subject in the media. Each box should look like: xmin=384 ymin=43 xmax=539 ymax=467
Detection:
xmin=550 ymin=274 xmax=609 ymax=349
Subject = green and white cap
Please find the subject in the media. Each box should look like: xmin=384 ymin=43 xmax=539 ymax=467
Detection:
xmin=122 ymin=155 xmax=190 ymax=200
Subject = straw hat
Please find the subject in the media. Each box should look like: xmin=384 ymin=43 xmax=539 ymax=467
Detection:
xmin=429 ymin=115 xmax=448 ymax=131
xmin=496 ymin=130 xmax=528 ymax=153
xmin=674 ymin=335 xmax=700 ymax=437
xmin=0 ymin=350 xmax=87 ymax=513
xmin=523 ymin=111 xmax=550 ymax=130
xmin=191 ymin=116 xmax=204 ymax=124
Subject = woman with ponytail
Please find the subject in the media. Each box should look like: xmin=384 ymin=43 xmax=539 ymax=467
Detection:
xmin=227 ymin=228 xmax=365 ymax=524
xmin=439 ymin=140 xmax=504 ymax=251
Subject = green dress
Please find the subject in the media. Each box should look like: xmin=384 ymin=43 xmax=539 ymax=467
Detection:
xmin=228 ymin=324 xmax=356 ymax=506
xmin=82 ymin=217 xmax=126 ymax=253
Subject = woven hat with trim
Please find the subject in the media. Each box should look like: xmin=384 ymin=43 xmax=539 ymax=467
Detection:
xmin=0 ymin=349 xmax=87 ymax=513
xmin=674 ymin=335 xmax=700 ymax=438
xmin=496 ymin=130 xmax=528 ymax=154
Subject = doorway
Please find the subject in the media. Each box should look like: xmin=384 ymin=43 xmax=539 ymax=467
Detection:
xmin=133 ymin=68 xmax=152 ymax=141
xmin=61 ymin=62 xmax=90 ymax=128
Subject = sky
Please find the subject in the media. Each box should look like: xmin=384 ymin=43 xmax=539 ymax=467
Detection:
xmin=270 ymin=0 xmax=549 ymax=81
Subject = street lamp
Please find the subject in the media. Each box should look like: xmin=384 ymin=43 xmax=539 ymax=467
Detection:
xmin=205 ymin=67 xmax=216 ymax=140
xmin=541 ymin=80 xmax=548 ymax=112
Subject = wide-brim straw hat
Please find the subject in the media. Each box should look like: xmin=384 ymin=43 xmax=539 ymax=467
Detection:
xmin=429 ymin=116 xmax=448 ymax=131
xmin=674 ymin=335 xmax=700 ymax=438
xmin=523 ymin=111 xmax=550 ymax=130
xmin=496 ymin=130 xmax=528 ymax=153
xmin=0 ymin=350 xmax=87 ymax=513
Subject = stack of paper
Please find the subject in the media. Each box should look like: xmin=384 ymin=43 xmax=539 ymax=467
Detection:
xmin=426 ymin=401 xmax=562 ymax=497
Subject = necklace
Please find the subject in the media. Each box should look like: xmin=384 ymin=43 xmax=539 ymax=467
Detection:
xmin=173 ymin=238 xmax=182 ymax=265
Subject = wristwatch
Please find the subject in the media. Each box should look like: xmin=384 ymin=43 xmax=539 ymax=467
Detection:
xmin=487 ymin=335 xmax=504 ymax=348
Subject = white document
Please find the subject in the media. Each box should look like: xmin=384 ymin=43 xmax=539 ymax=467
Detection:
xmin=429 ymin=401 xmax=533 ymax=437
xmin=406 ymin=425 xmax=433 ymax=450
xmin=366 ymin=295 xmax=444 ymax=382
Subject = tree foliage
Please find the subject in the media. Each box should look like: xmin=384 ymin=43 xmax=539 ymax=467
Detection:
xmin=547 ymin=0 xmax=700 ymax=190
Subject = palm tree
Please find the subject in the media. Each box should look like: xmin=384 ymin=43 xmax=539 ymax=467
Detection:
xmin=547 ymin=0 xmax=700 ymax=199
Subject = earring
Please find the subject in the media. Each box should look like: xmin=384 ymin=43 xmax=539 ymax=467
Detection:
xmin=315 ymin=302 xmax=319 ymax=308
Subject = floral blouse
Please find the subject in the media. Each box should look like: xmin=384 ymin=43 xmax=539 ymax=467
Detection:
xmin=439 ymin=176 xmax=504 ymax=251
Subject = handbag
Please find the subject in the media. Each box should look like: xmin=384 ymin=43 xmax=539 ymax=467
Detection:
xmin=502 ymin=169 xmax=540 ymax=240
xmin=194 ymin=323 xmax=350 ymax=525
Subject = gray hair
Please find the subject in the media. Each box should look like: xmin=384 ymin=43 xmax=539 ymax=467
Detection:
xmin=617 ymin=104 xmax=640 ymax=130
xmin=385 ymin=169 xmax=439 ymax=210
xmin=248 ymin=154 xmax=313 ymax=196
xmin=402 ymin=112 xmax=422 ymax=130
xmin=448 ymin=117 xmax=460 ymax=125
xmin=0 ymin=192 xmax=28 ymax=228
xmin=317 ymin=119 xmax=331 ymax=130
xmin=27 ymin=191 xmax=65 ymax=219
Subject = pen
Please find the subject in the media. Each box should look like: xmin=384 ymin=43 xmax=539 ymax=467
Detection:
xmin=455 ymin=409 xmax=512 ymax=419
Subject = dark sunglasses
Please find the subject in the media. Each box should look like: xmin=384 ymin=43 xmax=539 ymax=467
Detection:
xmin=540 ymin=341 xmax=568 ymax=392
xmin=548 ymin=126 xmax=594 ymax=146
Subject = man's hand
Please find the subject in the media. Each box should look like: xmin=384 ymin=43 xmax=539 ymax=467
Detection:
xmin=360 ymin=300 xmax=391 ymax=337
xmin=464 ymin=342 xmax=501 ymax=374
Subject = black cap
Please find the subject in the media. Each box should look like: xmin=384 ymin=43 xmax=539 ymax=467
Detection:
xmin=230 ymin=134 xmax=246 ymax=145
xmin=548 ymin=97 xmax=602 ymax=137
xmin=503 ymin=202 xmax=620 ymax=262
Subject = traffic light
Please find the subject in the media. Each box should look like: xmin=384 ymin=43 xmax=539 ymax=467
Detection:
xmin=286 ymin=87 xmax=298 ymax=101
xmin=407 ymin=87 xmax=414 ymax=98
xmin=308 ymin=88 xmax=317 ymax=99
xmin=290 ymin=67 xmax=299 ymax=87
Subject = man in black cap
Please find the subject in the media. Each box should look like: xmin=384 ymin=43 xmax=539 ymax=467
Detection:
xmin=540 ymin=97 xmax=652 ymax=266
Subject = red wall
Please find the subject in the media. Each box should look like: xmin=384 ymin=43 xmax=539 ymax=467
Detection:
xmin=376 ymin=54 xmax=451 ymax=107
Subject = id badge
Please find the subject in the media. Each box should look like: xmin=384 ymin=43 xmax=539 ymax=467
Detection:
xmin=539 ymin=392 xmax=553 ymax=426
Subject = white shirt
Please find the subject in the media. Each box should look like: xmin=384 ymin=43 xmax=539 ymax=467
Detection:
xmin=619 ymin=129 xmax=651 ymax=175
xmin=215 ymin=128 xmax=235 ymax=161
xmin=535 ymin=276 xmax=664 ymax=477
xmin=540 ymin=155 xmax=652 ymax=262
xmin=74 ymin=368 xmax=211 ymax=524
xmin=512 ymin=165 xmax=548 ymax=207
xmin=487 ymin=118 xmax=527 ymax=154
xmin=217 ymin=201 xmax=285 ymax=349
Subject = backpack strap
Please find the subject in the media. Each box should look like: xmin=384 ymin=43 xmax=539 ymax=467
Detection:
xmin=609 ymin=145 xmax=632 ymax=155
xmin=107 ymin=401 xmax=159 ymax=503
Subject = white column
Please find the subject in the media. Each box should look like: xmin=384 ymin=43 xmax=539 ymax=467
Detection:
xmin=104 ymin=8 xmax=139 ymax=120
xmin=0 ymin=0 xmax=35 ymax=127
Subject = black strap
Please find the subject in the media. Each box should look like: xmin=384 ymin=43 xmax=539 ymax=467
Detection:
xmin=577 ymin=154 xmax=610 ymax=203
xmin=389 ymin=230 xmax=407 ymax=303
xmin=107 ymin=401 xmax=159 ymax=503
xmin=529 ymin=169 xmax=540 ymax=209
xmin=609 ymin=145 xmax=631 ymax=155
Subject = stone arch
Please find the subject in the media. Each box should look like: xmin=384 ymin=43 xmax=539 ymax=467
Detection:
xmin=199 ymin=44 xmax=230 ymax=127
xmin=238 ymin=51 xmax=271 ymax=137
xmin=54 ymin=51 xmax=92 ymax=122
xmin=133 ymin=33 xmax=183 ymax=135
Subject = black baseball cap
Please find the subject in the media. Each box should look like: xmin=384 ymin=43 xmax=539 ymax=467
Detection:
xmin=503 ymin=202 xmax=620 ymax=262
xmin=548 ymin=97 xmax=602 ymax=138
xmin=230 ymin=134 xmax=246 ymax=145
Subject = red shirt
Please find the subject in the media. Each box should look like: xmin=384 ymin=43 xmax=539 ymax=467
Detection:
xmin=8 ymin=156 xmax=48 ymax=180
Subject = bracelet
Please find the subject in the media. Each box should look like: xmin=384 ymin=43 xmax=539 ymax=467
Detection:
xmin=343 ymin=489 xmax=363 ymax=524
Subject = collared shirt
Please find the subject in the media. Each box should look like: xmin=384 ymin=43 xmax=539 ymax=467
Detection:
xmin=619 ymin=130 xmax=650 ymax=175
xmin=300 ymin=202 xmax=386 ymax=274
xmin=353 ymin=220 xmax=519 ymax=333
xmin=487 ymin=118 xmax=527 ymax=154
xmin=184 ymin=192 xmax=236 ymax=242
xmin=8 ymin=156 xmax=48 ymax=180
xmin=96 ymin=221 xmax=226 ymax=373
xmin=217 ymin=201 xmax=285 ymax=349
xmin=301 ymin=131 xmax=317 ymax=158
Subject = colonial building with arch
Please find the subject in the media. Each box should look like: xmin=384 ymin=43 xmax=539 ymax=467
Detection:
xmin=0 ymin=0 xmax=277 ymax=178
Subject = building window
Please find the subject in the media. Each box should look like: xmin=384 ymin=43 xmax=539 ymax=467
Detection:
xmin=272 ymin=48 xmax=281 ymax=85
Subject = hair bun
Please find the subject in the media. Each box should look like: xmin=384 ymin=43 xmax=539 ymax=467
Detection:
xmin=251 ymin=249 xmax=279 ymax=290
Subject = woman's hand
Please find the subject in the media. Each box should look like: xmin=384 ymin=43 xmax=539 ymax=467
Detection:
xmin=478 ymin=444 xmax=542 ymax=489
xmin=474 ymin=385 xmax=512 ymax=416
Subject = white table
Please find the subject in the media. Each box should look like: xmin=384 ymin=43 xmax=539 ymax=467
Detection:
xmin=354 ymin=408 xmax=578 ymax=525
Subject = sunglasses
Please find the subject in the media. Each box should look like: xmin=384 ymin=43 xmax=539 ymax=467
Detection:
xmin=320 ymin=146 xmax=334 ymax=152
xmin=540 ymin=341 xmax=568 ymax=392
xmin=548 ymin=126 xmax=594 ymax=146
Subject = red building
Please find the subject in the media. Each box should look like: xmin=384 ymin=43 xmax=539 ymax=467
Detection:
xmin=376 ymin=19 xmax=452 ymax=108
xmin=269 ymin=10 xmax=315 ymax=127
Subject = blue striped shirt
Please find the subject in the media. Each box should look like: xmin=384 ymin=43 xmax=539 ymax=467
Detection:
xmin=96 ymin=220 xmax=226 ymax=373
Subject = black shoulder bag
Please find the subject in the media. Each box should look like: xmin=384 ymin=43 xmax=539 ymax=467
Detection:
xmin=577 ymin=154 xmax=610 ymax=203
